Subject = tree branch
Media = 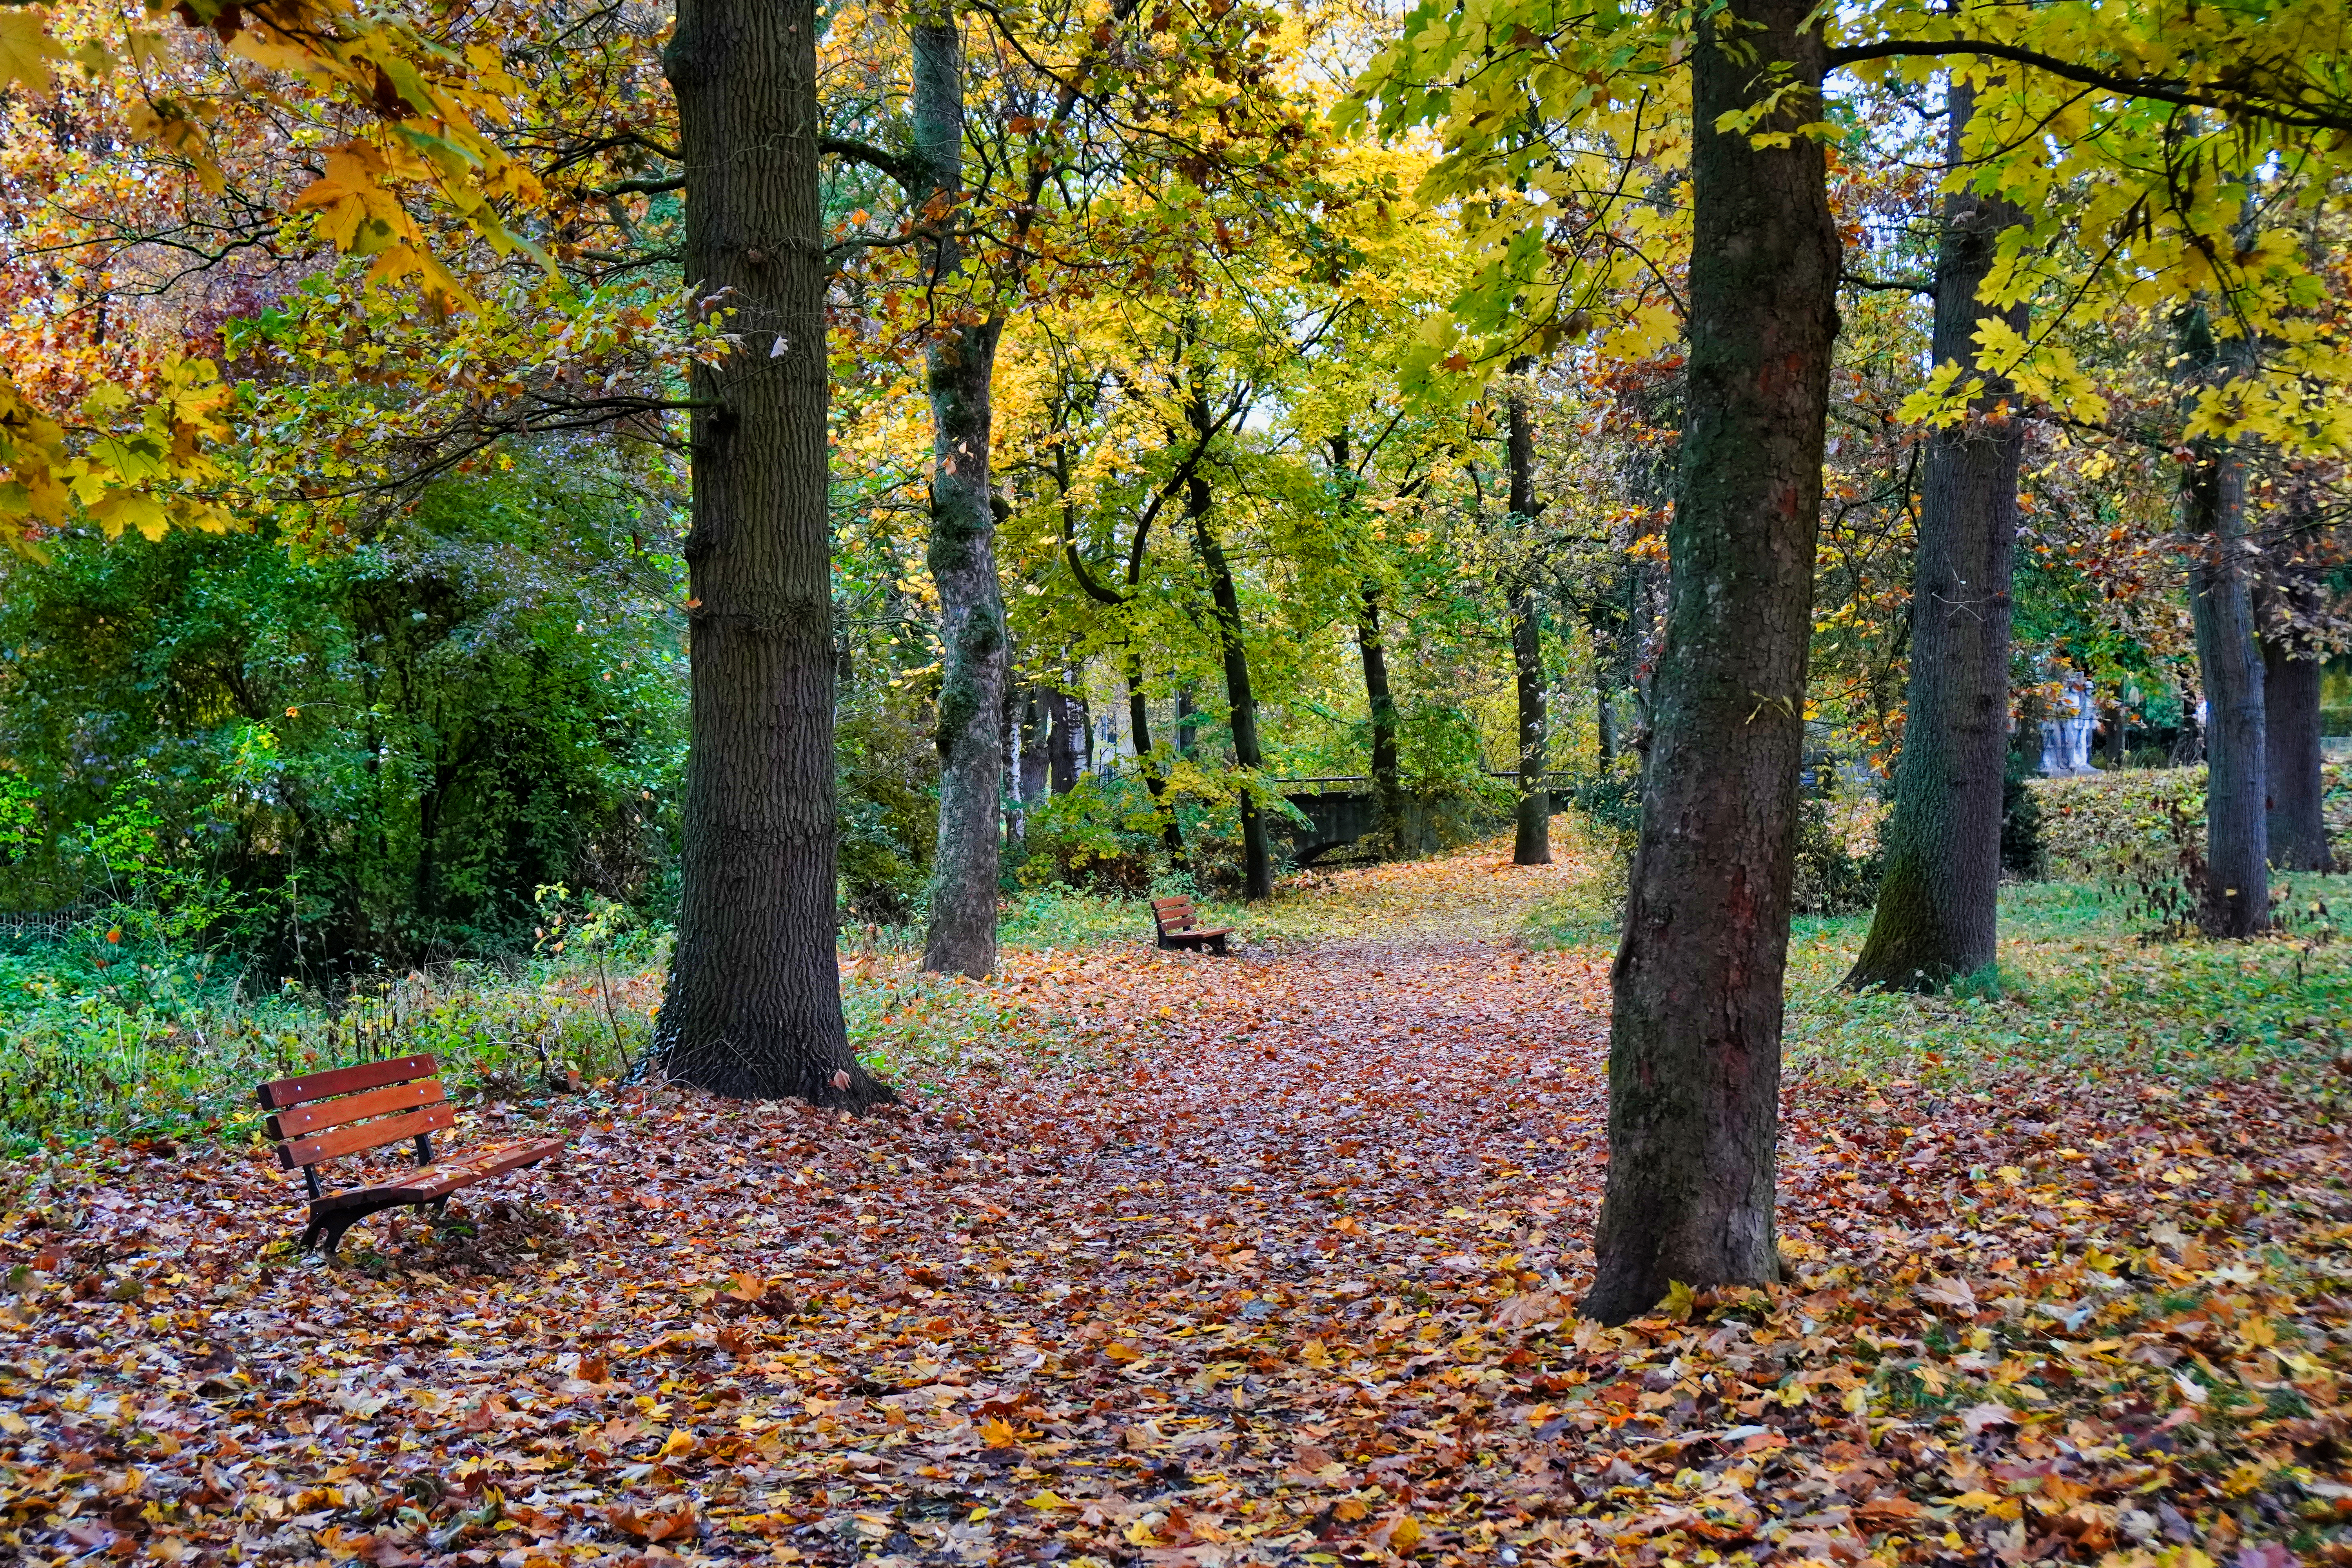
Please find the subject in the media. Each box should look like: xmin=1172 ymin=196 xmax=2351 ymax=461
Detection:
xmin=820 ymin=135 xmax=919 ymax=191
xmin=1842 ymin=269 xmax=1936 ymax=295
xmin=1824 ymin=40 xmax=2352 ymax=134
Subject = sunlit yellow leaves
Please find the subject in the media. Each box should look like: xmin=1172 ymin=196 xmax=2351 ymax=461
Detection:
xmin=292 ymin=143 xmax=420 ymax=256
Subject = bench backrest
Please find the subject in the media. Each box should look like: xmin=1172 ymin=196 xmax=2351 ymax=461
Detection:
xmin=256 ymin=1053 xmax=451 ymax=1171
xmin=1152 ymin=895 xmax=1200 ymax=933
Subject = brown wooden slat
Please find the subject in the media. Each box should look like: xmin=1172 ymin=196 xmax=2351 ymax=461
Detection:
xmin=264 ymin=1079 xmax=446 ymax=1142
xmin=1152 ymin=897 xmax=1193 ymax=912
xmin=276 ymin=1102 xmax=457 ymax=1169
xmin=257 ymin=1054 xmax=437 ymax=1111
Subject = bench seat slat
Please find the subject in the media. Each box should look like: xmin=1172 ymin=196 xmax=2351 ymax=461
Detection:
xmin=257 ymin=1054 xmax=437 ymax=1112
xmin=264 ymin=1078 xmax=447 ymax=1141
xmin=276 ymin=1101 xmax=458 ymax=1169
xmin=308 ymin=1138 xmax=567 ymax=1213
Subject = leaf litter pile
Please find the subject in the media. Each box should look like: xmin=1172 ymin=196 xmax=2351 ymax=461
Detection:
xmin=6 ymin=846 xmax=2352 ymax=1568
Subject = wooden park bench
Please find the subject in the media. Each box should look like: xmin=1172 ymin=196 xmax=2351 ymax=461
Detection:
xmin=257 ymin=1053 xmax=566 ymax=1255
xmin=1150 ymin=895 xmax=1235 ymax=955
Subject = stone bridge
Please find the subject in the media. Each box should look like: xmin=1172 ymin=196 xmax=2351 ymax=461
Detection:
xmin=1270 ymin=773 xmax=1579 ymax=865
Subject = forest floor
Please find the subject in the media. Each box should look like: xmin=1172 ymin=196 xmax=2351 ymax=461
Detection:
xmin=5 ymin=843 xmax=2352 ymax=1568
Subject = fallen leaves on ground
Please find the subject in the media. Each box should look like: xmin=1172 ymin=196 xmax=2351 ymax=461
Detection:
xmin=3 ymin=842 xmax=2350 ymax=1568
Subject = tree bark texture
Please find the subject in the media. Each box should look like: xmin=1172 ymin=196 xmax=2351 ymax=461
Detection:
xmin=1191 ymin=444 xmax=1272 ymax=900
xmin=1582 ymin=0 xmax=1840 ymax=1324
xmin=915 ymin=17 xmax=1011 ymax=978
xmin=1506 ymin=371 xmax=1552 ymax=865
xmin=1846 ymin=84 xmax=2023 ymax=993
xmin=655 ymin=0 xmax=883 ymax=1106
xmin=2262 ymin=635 xmax=2332 ymax=871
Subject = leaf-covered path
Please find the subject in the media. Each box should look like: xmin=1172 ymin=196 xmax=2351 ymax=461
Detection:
xmin=6 ymin=846 xmax=2352 ymax=1568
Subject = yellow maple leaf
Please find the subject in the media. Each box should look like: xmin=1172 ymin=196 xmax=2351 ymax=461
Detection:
xmin=978 ymin=1416 xmax=1020 ymax=1448
xmin=0 ymin=12 xmax=66 ymax=97
xmin=290 ymin=144 xmax=415 ymax=255
xmin=90 ymin=491 xmax=169 ymax=542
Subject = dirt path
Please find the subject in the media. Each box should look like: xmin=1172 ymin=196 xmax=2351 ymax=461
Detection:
xmin=5 ymin=844 xmax=2348 ymax=1568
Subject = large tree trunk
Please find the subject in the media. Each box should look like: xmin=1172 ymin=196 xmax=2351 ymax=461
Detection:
xmin=655 ymin=0 xmax=882 ymax=1106
xmin=1506 ymin=368 xmax=1552 ymax=865
xmin=1846 ymin=83 xmax=2024 ymax=993
xmin=1358 ymin=584 xmax=1413 ymax=856
xmin=1191 ymin=429 xmax=1272 ymax=900
xmin=2262 ymin=635 xmax=2332 ymax=871
xmin=1581 ymin=0 xmax=1839 ymax=1325
xmin=915 ymin=17 xmax=1010 ymax=978
xmin=2180 ymin=307 xmax=2268 ymax=937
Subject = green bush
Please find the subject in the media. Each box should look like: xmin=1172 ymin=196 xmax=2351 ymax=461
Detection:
xmin=0 ymin=455 xmax=687 ymax=972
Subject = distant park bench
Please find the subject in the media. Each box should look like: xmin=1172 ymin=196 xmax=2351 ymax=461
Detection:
xmin=257 ymin=1053 xmax=565 ymax=1255
xmin=1151 ymin=895 xmax=1234 ymax=955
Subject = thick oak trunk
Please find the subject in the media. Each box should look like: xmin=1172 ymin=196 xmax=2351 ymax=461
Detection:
xmin=915 ymin=18 xmax=1010 ymax=978
xmin=1506 ymin=371 xmax=1552 ymax=865
xmin=1582 ymin=0 xmax=1839 ymax=1324
xmin=655 ymin=0 xmax=883 ymax=1106
xmin=1192 ymin=457 xmax=1272 ymax=899
xmin=2263 ymin=637 xmax=2332 ymax=871
xmin=1847 ymin=84 xmax=2023 ymax=993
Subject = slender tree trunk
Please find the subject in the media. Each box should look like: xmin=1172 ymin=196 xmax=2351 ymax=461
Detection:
xmin=915 ymin=17 xmax=1010 ymax=978
xmin=1510 ymin=586 xmax=1551 ymax=864
xmin=1358 ymin=584 xmax=1411 ymax=857
xmin=1017 ymin=685 xmax=1051 ymax=804
xmin=1190 ymin=420 xmax=1272 ymax=900
xmin=655 ymin=0 xmax=882 ymax=1105
xmin=1596 ymin=663 xmax=1618 ymax=767
xmin=1505 ymin=367 xmax=1552 ymax=865
xmin=1581 ymin=0 xmax=1839 ymax=1324
xmin=1046 ymin=687 xmax=1084 ymax=795
xmin=2262 ymin=636 xmax=2333 ymax=871
xmin=2180 ymin=307 xmax=2269 ymax=937
xmin=1176 ymin=686 xmax=1198 ymax=758
xmin=1846 ymin=83 xmax=2023 ymax=993
xmin=1126 ymin=652 xmax=1189 ymax=870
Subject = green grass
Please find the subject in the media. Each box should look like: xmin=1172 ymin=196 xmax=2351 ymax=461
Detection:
xmin=1526 ymin=864 xmax=2352 ymax=1092
xmin=1783 ymin=877 xmax=2352 ymax=1089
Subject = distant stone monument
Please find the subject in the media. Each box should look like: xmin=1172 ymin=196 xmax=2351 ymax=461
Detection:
xmin=2040 ymin=670 xmax=2101 ymax=777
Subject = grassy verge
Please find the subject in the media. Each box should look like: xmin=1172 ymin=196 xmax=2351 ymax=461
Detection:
xmin=1526 ymin=857 xmax=2352 ymax=1092
xmin=1783 ymin=876 xmax=2352 ymax=1090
